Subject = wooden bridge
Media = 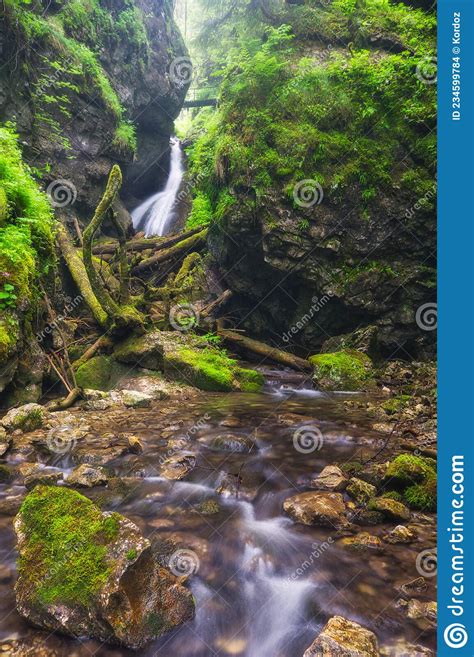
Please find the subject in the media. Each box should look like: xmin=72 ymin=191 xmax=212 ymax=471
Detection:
xmin=182 ymin=85 xmax=218 ymax=109
xmin=182 ymin=97 xmax=218 ymax=108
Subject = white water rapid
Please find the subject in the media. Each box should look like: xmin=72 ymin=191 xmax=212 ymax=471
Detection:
xmin=131 ymin=137 xmax=184 ymax=237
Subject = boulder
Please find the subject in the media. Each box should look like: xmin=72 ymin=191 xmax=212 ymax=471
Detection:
xmin=397 ymin=599 xmax=437 ymax=632
xmin=283 ymin=492 xmax=347 ymax=527
xmin=381 ymin=639 xmax=434 ymax=656
xmin=0 ymin=426 xmax=11 ymax=456
xmin=370 ymin=497 xmax=411 ymax=522
xmin=120 ymin=390 xmax=153 ymax=408
xmin=346 ymin=477 xmax=377 ymax=504
xmin=14 ymin=486 xmax=194 ymax=649
xmin=208 ymin=433 xmax=255 ymax=453
xmin=303 ymin=616 xmax=379 ymax=656
xmin=114 ymin=331 xmax=165 ymax=371
xmin=24 ymin=472 xmax=62 ymax=491
xmin=160 ymin=455 xmax=196 ymax=481
xmin=66 ymin=464 xmax=109 ymax=488
xmin=383 ymin=525 xmax=417 ymax=544
xmin=311 ymin=465 xmax=347 ymax=491
xmin=1 ymin=404 xmax=48 ymax=433
xmin=75 ymin=356 xmax=128 ymax=392
xmin=309 ymin=350 xmax=375 ymax=391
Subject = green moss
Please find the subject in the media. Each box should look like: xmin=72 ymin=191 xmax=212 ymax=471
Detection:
xmin=309 ymin=349 xmax=374 ymax=391
xmin=18 ymin=486 xmax=120 ymax=606
xmin=384 ymin=454 xmax=436 ymax=487
xmin=235 ymin=368 xmax=265 ymax=392
xmin=0 ymin=312 xmax=20 ymax=362
xmin=382 ymin=394 xmax=411 ymax=415
xmin=381 ymin=491 xmax=403 ymax=502
xmin=12 ymin=407 xmax=45 ymax=432
xmin=126 ymin=548 xmax=137 ymax=561
xmin=404 ymin=474 xmax=437 ymax=511
xmin=0 ymin=186 xmax=7 ymax=226
xmin=75 ymin=355 xmax=128 ymax=390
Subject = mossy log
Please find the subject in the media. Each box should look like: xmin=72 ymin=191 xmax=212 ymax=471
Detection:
xmin=131 ymin=229 xmax=208 ymax=276
xmin=57 ymin=224 xmax=108 ymax=328
xmin=217 ymin=328 xmax=312 ymax=372
xmin=92 ymin=226 xmax=203 ymax=256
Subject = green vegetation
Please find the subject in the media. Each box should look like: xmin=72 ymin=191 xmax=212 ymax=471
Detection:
xmin=309 ymin=350 xmax=374 ymax=391
xmin=384 ymin=453 xmax=437 ymax=511
xmin=404 ymin=474 xmax=437 ymax=511
xmin=75 ymin=355 xmax=128 ymax=391
xmin=18 ymin=486 xmax=120 ymax=605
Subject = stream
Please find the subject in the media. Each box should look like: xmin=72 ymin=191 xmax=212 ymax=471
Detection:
xmin=0 ymin=369 xmax=436 ymax=656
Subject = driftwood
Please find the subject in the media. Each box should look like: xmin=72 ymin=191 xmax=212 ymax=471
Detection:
xmin=47 ymin=387 xmax=82 ymax=412
xmin=92 ymin=226 xmax=203 ymax=256
xmin=217 ymin=328 xmax=312 ymax=372
xmin=131 ymin=228 xmax=208 ymax=276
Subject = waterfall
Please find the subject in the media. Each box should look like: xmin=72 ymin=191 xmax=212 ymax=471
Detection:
xmin=131 ymin=137 xmax=184 ymax=237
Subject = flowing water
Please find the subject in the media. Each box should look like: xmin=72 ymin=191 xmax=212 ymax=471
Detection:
xmin=0 ymin=370 xmax=436 ymax=656
xmin=131 ymin=138 xmax=184 ymax=237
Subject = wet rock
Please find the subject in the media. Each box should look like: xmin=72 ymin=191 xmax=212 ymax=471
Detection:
xmin=208 ymin=433 xmax=255 ymax=453
xmin=161 ymin=455 xmax=196 ymax=481
xmin=283 ymin=491 xmax=347 ymax=528
xmin=351 ymin=509 xmax=385 ymax=526
xmin=1 ymin=403 xmax=48 ymax=433
xmin=397 ymin=599 xmax=437 ymax=631
xmin=0 ymin=464 xmax=13 ymax=483
xmin=14 ymin=486 xmax=194 ymax=649
xmin=0 ymin=637 xmax=62 ymax=656
xmin=0 ymin=427 xmax=11 ymax=456
xmin=216 ymin=472 xmax=259 ymax=502
xmin=66 ymin=464 xmax=108 ymax=488
xmin=383 ymin=525 xmax=417 ymax=544
xmin=399 ymin=577 xmax=428 ymax=598
xmin=220 ymin=417 xmax=243 ymax=428
xmin=346 ymin=477 xmax=377 ymax=504
xmin=381 ymin=639 xmax=434 ymax=656
xmin=303 ymin=615 xmax=379 ymax=656
xmin=195 ymin=499 xmax=221 ymax=515
xmin=0 ymin=563 xmax=13 ymax=584
xmin=370 ymin=497 xmax=411 ymax=522
xmin=126 ymin=435 xmax=144 ymax=454
xmin=119 ymin=390 xmax=153 ymax=408
xmin=0 ymin=494 xmax=24 ymax=515
xmin=340 ymin=532 xmax=384 ymax=554
xmin=309 ymin=350 xmax=375 ymax=392
xmin=311 ymin=465 xmax=347 ymax=491
xmin=24 ymin=471 xmax=63 ymax=491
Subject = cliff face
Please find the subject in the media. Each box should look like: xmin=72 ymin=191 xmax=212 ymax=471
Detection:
xmin=0 ymin=0 xmax=188 ymax=403
xmin=0 ymin=0 xmax=189 ymax=228
xmin=187 ymin=0 xmax=437 ymax=359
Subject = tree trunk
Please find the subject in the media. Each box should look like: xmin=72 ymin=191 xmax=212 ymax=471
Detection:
xmin=92 ymin=226 xmax=203 ymax=255
xmin=131 ymin=228 xmax=208 ymax=276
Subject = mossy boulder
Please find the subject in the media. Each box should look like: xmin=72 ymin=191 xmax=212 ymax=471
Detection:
xmin=75 ymin=356 xmax=128 ymax=391
xmin=14 ymin=486 xmax=194 ymax=649
xmin=114 ymin=331 xmax=164 ymax=371
xmin=309 ymin=350 xmax=375 ymax=391
xmin=1 ymin=403 xmax=48 ymax=433
xmin=369 ymin=497 xmax=411 ymax=522
xmin=404 ymin=474 xmax=437 ymax=512
xmin=346 ymin=477 xmax=377 ymax=505
xmin=384 ymin=454 xmax=436 ymax=488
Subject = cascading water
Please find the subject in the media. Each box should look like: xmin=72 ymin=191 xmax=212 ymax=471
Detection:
xmin=131 ymin=137 xmax=184 ymax=237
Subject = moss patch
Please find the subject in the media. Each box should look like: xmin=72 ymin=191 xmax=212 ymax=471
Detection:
xmin=404 ymin=474 xmax=437 ymax=512
xmin=384 ymin=453 xmax=437 ymax=511
xmin=17 ymin=486 xmax=120 ymax=606
xmin=75 ymin=355 xmax=127 ymax=391
xmin=309 ymin=350 xmax=374 ymax=391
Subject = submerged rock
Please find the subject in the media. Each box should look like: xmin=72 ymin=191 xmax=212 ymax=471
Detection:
xmin=303 ymin=615 xmax=379 ymax=656
xmin=161 ymin=455 xmax=196 ymax=481
xmin=0 ymin=426 xmax=11 ymax=456
xmin=311 ymin=465 xmax=347 ymax=491
xmin=24 ymin=471 xmax=62 ymax=491
xmin=283 ymin=491 xmax=347 ymax=527
xmin=397 ymin=599 xmax=437 ymax=632
xmin=208 ymin=433 xmax=255 ymax=453
xmin=340 ymin=532 xmax=384 ymax=554
xmin=14 ymin=486 xmax=194 ymax=649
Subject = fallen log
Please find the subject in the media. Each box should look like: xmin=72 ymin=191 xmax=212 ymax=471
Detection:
xmin=131 ymin=228 xmax=208 ymax=276
xmin=217 ymin=328 xmax=312 ymax=372
xmin=47 ymin=387 xmax=83 ymax=412
xmin=57 ymin=224 xmax=108 ymax=328
xmin=202 ymin=290 xmax=233 ymax=318
xmin=92 ymin=226 xmax=203 ymax=255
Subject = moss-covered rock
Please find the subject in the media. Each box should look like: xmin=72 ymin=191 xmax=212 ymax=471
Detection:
xmin=368 ymin=497 xmax=411 ymax=522
xmin=404 ymin=474 xmax=437 ymax=512
xmin=75 ymin=355 xmax=128 ymax=391
xmin=384 ymin=454 xmax=436 ymax=488
xmin=14 ymin=486 xmax=194 ymax=649
xmin=1 ymin=403 xmax=48 ymax=433
xmin=304 ymin=615 xmax=379 ymax=657
xmin=346 ymin=477 xmax=377 ymax=505
xmin=114 ymin=331 xmax=164 ymax=370
xmin=309 ymin=350 xmax=375 ymax=391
